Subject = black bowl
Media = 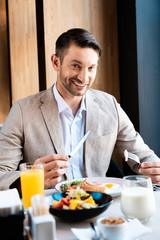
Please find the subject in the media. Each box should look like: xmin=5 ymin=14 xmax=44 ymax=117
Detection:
xmin=49 ymin=191 xmax=113 ymax=221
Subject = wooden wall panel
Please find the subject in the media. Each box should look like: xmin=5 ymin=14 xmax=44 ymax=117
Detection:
xmin=8 ymin=0 xmax=39 ymax=104
xmin=0 ymin=0 xmax=10 ymax=124
xmin=43 ymin=0 xmax=120 ymax=101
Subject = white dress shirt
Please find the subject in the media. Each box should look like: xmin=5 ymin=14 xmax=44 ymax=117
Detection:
xmin=53 ymin=84 xmax=87 ymax=179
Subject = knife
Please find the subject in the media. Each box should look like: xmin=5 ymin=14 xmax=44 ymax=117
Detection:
xmin=68 ymin=129 xmax=90 ymax=158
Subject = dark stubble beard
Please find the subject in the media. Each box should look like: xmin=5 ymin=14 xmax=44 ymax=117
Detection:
xmin=60 ymin=72 xmax=88 ymax=97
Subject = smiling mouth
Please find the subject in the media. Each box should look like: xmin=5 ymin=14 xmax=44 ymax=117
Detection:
xmin=72 ymin=80 xmax=88 ymax=87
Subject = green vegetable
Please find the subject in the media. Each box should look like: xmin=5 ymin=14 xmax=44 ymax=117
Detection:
xmin=81 ymin=194 xmax=90 ymax=200
xmin=71 ymin=180 xmax=84 ymax=186
xmin=61 ymin=182 xmax=72 ymax=191
xmin=61 ymin=179 xmax=85 ymax=191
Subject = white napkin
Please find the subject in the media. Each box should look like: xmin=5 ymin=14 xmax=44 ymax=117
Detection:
xmin=0 ymin=188 xmax=22 ymax=215
xmin=71 ymin=219 xmax=152 ymax=240
xmin=71 ymin=227 xmax=97 ymax=240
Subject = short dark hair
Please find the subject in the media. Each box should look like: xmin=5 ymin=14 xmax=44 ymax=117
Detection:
xmin=55 ymin=28 xmax=102 ymax=62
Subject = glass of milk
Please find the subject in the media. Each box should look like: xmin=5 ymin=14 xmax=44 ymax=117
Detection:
xmin=121 ymin=175 xmax=156 ymax=223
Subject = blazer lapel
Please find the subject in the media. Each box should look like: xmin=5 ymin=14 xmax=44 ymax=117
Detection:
xmin=39 ymin=87 xmax=101 ymax=177
xmin=85 ymin=90 xmax=99 ymax=174
xmin=40 ymin=87 xmax=65 ymax=155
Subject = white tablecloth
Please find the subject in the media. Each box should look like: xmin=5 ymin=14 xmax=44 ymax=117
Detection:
xmin=45 ymin=179 xmax=160 ymax=240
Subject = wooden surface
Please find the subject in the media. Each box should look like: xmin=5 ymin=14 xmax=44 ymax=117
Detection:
xmin=0 ymin=0 xmax=10 ymax=123
xmin=43 ymin=0 xmax=120 ymax=101
xmin=8 ymin=0 xmax=39 ymax=104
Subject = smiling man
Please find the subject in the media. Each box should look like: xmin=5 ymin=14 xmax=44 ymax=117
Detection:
xmin=0 ymin=28 xmax=160 ymax=191
xmin=51 ymin=43 xmax=98 ymax=115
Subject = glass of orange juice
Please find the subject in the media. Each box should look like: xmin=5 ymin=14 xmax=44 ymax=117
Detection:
xmin=20 ymin=162 xmax=44 ymax=209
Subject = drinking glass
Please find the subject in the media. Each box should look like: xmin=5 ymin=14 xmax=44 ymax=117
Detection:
xmin=121 ymin=175 xmax=156 ymax=223
xmin=20 ymin=162 xmax=44 ymax=209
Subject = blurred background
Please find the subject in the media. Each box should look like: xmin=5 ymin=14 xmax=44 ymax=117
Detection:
xmin=0 ymin=0 xmax=160 ymax=172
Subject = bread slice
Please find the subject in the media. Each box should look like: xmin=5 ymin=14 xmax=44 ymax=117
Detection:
xmin=79 ymin=185 xmax=109 ymax=194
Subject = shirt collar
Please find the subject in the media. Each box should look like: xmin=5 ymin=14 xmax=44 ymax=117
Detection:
xmin=53 ymin=83 xmax=86 ymax=115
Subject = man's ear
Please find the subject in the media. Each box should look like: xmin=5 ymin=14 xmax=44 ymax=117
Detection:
xmin=51 ymin=54 xmax=60 ymax=71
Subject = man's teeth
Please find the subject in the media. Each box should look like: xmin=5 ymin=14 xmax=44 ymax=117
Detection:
xmin=73 ymin=81 xmax=87 ymax=87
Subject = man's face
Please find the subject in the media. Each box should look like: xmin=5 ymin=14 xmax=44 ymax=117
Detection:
xmin=53 ymin=44 xmax=99 ymax=98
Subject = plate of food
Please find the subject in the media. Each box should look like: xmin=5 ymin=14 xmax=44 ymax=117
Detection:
xmin=55 ymin=177 xmax=122 ymax=197
xmin=49 ymin=187 xmax=113 ymax=221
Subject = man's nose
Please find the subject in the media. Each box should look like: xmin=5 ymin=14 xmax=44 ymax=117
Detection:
xmin=78 ymin=69 xmax=89 ymax=82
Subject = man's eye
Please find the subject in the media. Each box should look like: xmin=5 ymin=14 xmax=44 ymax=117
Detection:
xmin=72 ymin=64 xmax=80 ymax=68
xmin=89 ymin=66 xmax=95 ymax=70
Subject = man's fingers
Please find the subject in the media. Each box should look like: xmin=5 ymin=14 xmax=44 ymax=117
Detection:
xmin=36 ymin=154 xmax=69 ymax=164
xmin=141 ymin=161 xmax=160 ymax=168
xmin=150 ymin=175 xmax=160 ymax=184
xmin=34 ymin=154 xmax=70 ymax=189
xmin=139 ymin=167 xmax=160 ymax=175
xmin=45 ymin=168 xmax=66 ymax=180
xmin=45 ymin=176 xmax=62 ymax=189
xmin=44 ymin=160 xmax=70 ymax=172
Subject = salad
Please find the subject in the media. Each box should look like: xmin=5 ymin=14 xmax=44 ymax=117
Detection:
xmin=60 ymin=179 xmax=86 ymax=192
xmin=51 ymin=187 xmax=98 ymax=210
xmin=60 ymin=179 xmax=116 ymax=194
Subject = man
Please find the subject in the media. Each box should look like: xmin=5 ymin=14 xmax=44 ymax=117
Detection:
xmin=0 ymin=28 xmax=160 ymax=191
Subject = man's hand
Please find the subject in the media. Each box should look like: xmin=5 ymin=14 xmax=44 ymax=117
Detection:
xmin=35 ymin=154 xmax=70 ymax=189
xmin=138 ymin=161 xmax=160 ymax=184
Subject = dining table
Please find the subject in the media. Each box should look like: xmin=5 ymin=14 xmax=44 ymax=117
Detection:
xmin=44 ymin=177 xmax=160 ymax=240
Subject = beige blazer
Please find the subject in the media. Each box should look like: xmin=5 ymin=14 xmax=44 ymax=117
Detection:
xmin=0 ymin=86 xmax=159 ymax=189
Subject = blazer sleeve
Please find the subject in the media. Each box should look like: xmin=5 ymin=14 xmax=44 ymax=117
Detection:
xmin=113 ymin=97 xmax=160 ymax=173
xmin=0 ymin=101 xmax=23 ymax=190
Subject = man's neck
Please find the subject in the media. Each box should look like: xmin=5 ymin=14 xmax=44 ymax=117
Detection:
xmin=56 ymin=82 xmax=83 ymax=117
xmin=63 ymin=95 xmax=82 ymax=117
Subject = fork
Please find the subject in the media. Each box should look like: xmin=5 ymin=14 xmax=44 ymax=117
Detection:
xmin=153 ymin=184 xmax=160 ymax=191
xmin=90 ymin=222 xmax=104 ymax=240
